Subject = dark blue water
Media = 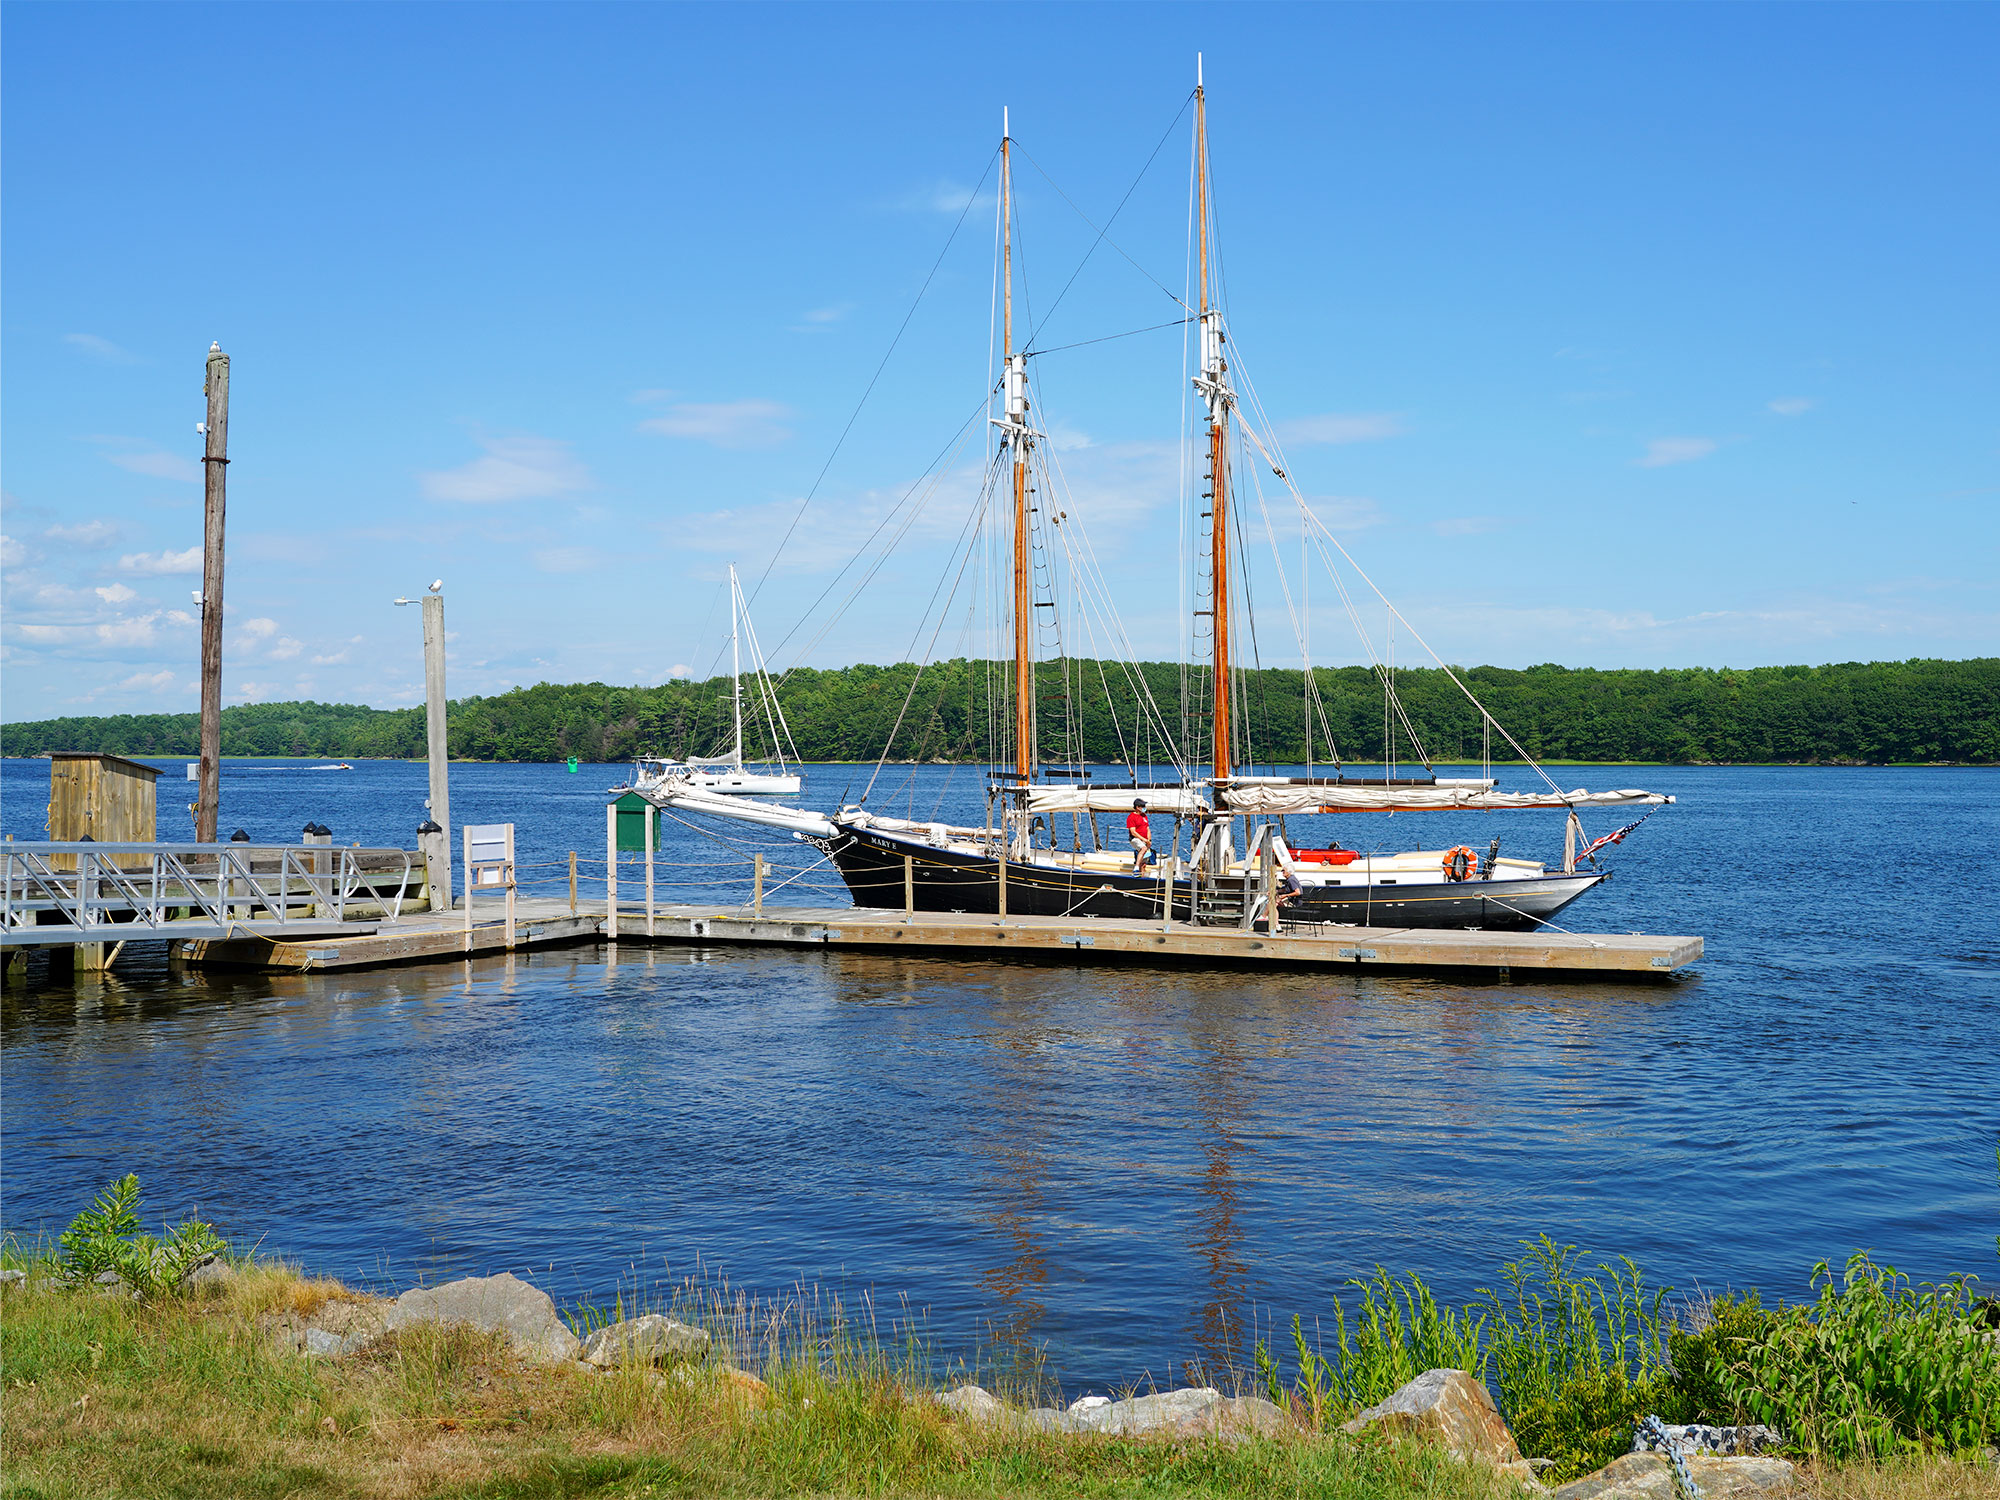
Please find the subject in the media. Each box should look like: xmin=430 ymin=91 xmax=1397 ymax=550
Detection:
xmin=4 ymin=757 xmax=1996 ymax=1388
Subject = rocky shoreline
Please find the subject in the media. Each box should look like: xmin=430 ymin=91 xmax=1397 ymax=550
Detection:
xmin=212 ymin=1265 xmax=1812 ymax=1499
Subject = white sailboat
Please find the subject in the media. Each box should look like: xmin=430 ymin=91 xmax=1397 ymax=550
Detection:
xmin=630 ymin=565 xmax=803 ymax=797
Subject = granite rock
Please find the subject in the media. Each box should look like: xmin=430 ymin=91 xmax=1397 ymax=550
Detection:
xmin=937 ymin=1384 xmax=1005 ymax=1420
xmin=1070 ymin=1387 xmax=1224 ymax=1436
xmin=1342 ymin=1369 xmax=1522 ymax=1466
xmin=1551 ymin=1452 xmax=1796 ymax=1500
xmin=386 ymin=1272 xmax=580 ymax=1363
xmin=1633 ymin=1422 xmax=1783 ymax=1457
xmin=578 ymin=1314 xmax=710 ymax=1369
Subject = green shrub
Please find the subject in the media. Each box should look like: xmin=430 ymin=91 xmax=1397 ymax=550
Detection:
xmin=55 ymin=1172 xmax=228 ymax=1298
xmin=1719 ymin=1252 xmax=2000 ymax=1460
xmin=1504 ymin=1368 xmax=1679 ymax=1482
xmin=1663 ymin=1291 xmax=1780 ymax=1424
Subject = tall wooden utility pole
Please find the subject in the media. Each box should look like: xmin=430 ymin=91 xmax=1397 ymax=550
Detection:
xmin=422 ymin=587 xmax=452 ymax=909
xmin=196 ymin=343 xmax=230 ymax=842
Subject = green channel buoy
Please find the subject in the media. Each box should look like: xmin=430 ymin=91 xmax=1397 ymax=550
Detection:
xmin=566 ymin=756 xmax=579 ymax=773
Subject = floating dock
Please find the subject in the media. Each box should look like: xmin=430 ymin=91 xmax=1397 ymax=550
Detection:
xmin=167 ymin=899 xmax=1700 ymax=978
xmin=5 ymin=841 xmax=1701 ymax=980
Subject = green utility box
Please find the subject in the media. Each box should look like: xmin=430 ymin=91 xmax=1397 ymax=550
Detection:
xmin=613 ymin=792 xmax=662 ymax=852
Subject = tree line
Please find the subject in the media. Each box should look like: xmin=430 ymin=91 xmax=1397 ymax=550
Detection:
xmin=5 ymin=656 xmax=1995 ymax=766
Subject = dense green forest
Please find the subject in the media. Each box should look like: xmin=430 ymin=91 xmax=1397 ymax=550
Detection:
xmin=5 ymin=657 xmax=1995 ymax=766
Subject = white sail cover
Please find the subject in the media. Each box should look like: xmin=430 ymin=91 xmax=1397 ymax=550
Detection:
xmin=641 ymin=784 xmax=836 ymax=838
xmin=1024 ymin=786 xmax=1211 ymax=815
xmin=1218 ymin=784 xmax=1674 ymax=815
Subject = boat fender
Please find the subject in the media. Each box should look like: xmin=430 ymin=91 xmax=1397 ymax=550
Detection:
xmin=1442 ymin=845 xmax=1477 ymax=883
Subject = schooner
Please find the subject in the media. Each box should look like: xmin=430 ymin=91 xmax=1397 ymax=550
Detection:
xmin=643 ymin=67 xmax=1673 ymax=932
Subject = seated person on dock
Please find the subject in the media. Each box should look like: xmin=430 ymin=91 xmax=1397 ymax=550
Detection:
xmin=1127 ymin=799 xmax=1152 ymax=874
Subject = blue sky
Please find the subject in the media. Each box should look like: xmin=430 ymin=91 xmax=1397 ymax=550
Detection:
xmin=4 ymin=2 xmax=1995 ymax=722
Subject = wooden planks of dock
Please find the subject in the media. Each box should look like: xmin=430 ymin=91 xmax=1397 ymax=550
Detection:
xmin=173 ymin=897 xmax=1700 ymax=977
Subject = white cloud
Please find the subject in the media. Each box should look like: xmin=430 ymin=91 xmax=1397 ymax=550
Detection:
xmin=1768 ymin=397 xmax=1814 ymax=416
xmin=47 ymin=519 xmax=121 ymax=547
xmin=241 ymin=617 xmax=279 ymax=639
xmin=1636 ymin=436 xmax=1718 ymax=468
xmin=667 ymin=663 xmax=692 ymax=679
xmin=310 ymin=649 xmax=350 ymax=665
xmin=421 ymin=435 xmax=593 ymax=503
xmin=117 ymin=546 xmax=203 ymax=575
xmin=794 ymin=302 xmax=854 ymax=331
xmin=106 ymin=450 xmax=201 ymax=482
xmin=94 ymin=611 xmax=168 ymax=647
xmin=65 ymin=333 xmax=140 ymax=364
xmin=114 ymin=669 xmax=175 ymax=693
xmin=268 ymin=636 xmax=303 ymax=660
xmin=94 ymin=583 xmax=138 ymax=604
xmin=233 ymin=681 xmax=277 ymax=703
xmin=1274 ymin=413 xmax=1408 ymax=446
xmin=639 ymin=398 xmax=793 ymax=450
xmin=0 ymin=533 xmax=27 ymax=569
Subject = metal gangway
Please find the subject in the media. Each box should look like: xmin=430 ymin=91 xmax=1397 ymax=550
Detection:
xmin=2 ymin=842 xmax=424 ymax=948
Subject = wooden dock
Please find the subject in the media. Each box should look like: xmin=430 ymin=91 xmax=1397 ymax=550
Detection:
xmin=172 ymin=898 xmax=1701 ymax=977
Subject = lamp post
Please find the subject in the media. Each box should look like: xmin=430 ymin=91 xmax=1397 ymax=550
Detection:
xmin=395 ymin=582 xmax=451 ymax=911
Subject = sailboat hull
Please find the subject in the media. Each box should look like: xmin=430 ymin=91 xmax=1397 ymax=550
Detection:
xmin=827 ymin=824 xmax=1603 ymax=931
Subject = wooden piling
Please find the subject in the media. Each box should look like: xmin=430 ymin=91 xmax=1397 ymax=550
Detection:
xmin=604 ymin=804 xmax=618 ymax=940
xmin=568 ymin=851 xmax=577 ymax=915
xmin=903 ymin=854 xmax=914 ymax=918
xmin=196 ymin=343 xmax=229 ymax=843
xmin=421 ymin=591 xmax=451 ymax=908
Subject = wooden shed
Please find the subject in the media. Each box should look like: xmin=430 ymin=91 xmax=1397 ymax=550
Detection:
xmin=47 ymin=752 xmax=163 ymax=868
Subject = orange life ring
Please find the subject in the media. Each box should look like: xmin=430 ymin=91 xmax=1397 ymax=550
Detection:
xmin=1442 ymin=845 xmax=1478 ymax=882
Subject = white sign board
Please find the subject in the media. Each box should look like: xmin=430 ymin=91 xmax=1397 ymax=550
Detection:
xmin=465 ymin=824 xmax=511 ymax=866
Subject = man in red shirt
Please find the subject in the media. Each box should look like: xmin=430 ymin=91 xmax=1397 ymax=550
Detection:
xmin=1126 ymin=798 xmax=1152 ymax=873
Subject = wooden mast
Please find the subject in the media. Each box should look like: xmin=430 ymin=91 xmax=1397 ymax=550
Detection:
xmin=1196 ymin=66 xmax=1231 ymax=782
xmin=1003 ymin=110 xmax=1033 ymax=783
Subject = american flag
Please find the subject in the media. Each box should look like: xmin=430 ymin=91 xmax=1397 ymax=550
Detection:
xmin=1577 ymin=817 xmax=1646 ymax=861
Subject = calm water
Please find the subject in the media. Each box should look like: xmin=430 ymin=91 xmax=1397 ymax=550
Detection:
xmin=3 ymin=757 xmax=1996 ymax=1389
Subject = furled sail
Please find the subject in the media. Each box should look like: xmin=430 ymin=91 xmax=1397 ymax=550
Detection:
xmin=1023 ymin=786 xmax=1211 ymax=815
xmin=1216 ymin=784 xmax=1674 ymax=815
xmin=640 ymin=783 xmax=837 ymax=838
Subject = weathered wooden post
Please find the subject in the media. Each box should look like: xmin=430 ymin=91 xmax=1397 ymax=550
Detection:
xmin=903 ymin=853 xmax=914 ymax=918
xmin=643 ymin=798 xmax=656 ymax=938
xmin=752 ymin=853 xmax=764 ymax=915
xmin=422 ymin=588 xmax=451 ymax=909
xmin=568 ymin=850 xmax=578 ymax=915
xmin=195 ymin=343 xmax=229 ymax=843
xmin=605 ymin=802 xmax=618 ymax=941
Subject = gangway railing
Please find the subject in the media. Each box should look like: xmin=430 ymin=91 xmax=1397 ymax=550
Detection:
xmin=2 ymin=842 xmax=422 ymax=946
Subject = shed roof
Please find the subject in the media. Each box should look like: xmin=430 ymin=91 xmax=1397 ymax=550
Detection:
xmin=47 ymin=752 xmax=166 ymax=780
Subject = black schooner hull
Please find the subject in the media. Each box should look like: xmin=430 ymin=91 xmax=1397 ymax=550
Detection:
xmin=825 ymin=823 xmax=1603 ymax=932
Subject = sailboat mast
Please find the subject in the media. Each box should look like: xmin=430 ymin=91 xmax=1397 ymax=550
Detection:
xmin=1195 ymin=59 xmax=1231 ymax=782
xmin=729 ymin=563 xmax=744 ymax=768
xmin=1002 ymin=109 xmax=1034 ymax=782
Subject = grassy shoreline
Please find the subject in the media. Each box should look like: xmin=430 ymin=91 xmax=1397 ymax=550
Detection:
xmin=4 ymin=1243 xmax=1995 ymax=1500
